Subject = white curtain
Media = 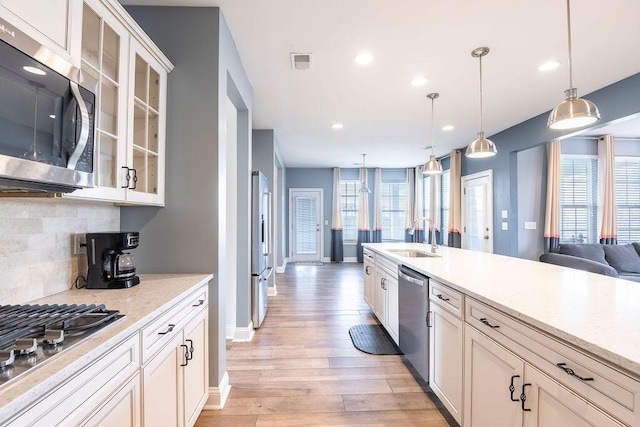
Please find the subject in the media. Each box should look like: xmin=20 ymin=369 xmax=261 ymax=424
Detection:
xmin=448 ymin=150 xmax=462 ymax=247
xmin=413 ymin=166 xmax=425 ymax=242
xmin=543 ymin=140 xmax=561 ymax=252
xmin=430 ymin=173 xmax=441 ymax=244
xmin=404 ymin=168 xmax=415 ymax=242
xmin=330 ymin=167 xmax=344 ymax=261
xmin=372 ymin=168 xmax=383 ymax=243
xmin=356 ymin=168 xmax=370 ymax=262
xmin=598 ymin=135 xmax=617 ymax=244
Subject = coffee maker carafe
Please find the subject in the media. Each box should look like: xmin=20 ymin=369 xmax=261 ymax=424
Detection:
xmin=86 ymin=232 xmax=140 ymax=289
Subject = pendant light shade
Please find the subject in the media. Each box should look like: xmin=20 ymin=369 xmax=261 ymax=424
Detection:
xmin=465 ymin=47 xmax=497 ymax=159
xmin=547 ymin=0 xmax=600 ymax=130
xmin=423 ymin=93 xmax=443 ymax=175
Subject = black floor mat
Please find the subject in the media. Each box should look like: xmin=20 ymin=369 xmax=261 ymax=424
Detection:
xmin=348 ymin=324 xmax=403 ymax=355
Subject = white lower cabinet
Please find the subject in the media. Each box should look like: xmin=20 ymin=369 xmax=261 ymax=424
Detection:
xmin=523 ymin=365 xmax=624 ymax=427
xmin=142 ymin=308 xmax=208 ymax=427
xmin=385 ymin=273 xmax=399 ymax=345
xmin=83 ymin=373 xmax=141 ymax=427
xmin=464 ymin=324 xmax=525 ymax=427
xmin=430 ymin=301 xmax=463 ymax=424
xmin=374 ymin=269 xmax=386 ymax=327
xmin=363 ymin=251 xmax=376 ymax=308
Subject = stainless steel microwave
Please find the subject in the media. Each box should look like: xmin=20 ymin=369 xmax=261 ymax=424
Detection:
xmin=0 ymin=17 xmax=95 ymax=193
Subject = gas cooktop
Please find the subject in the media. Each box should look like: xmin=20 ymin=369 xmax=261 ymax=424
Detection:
xmin=0 ymin=303 xmax=124 ymax=388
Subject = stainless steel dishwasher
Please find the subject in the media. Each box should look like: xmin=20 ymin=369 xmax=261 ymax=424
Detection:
xmin=398 ymin=265 xmax=429 ymax=382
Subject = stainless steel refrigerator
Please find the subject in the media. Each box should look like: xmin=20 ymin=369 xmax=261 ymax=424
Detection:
xmin=251 ymin=171 xmax=273 ymax=328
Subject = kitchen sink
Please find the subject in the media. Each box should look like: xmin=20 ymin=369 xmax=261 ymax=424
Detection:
xmin=386 ymin=249 xmax=438 ymax=258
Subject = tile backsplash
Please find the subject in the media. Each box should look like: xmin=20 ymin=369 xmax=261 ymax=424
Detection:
xmin=0 ymin=199 xmax=119 ymax=304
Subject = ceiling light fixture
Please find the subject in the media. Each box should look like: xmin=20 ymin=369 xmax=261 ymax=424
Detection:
xmin=359 ymin=153 xmax=371 ymax=193
xmin=539 ymin=60 xmax=560 ymax=72
xmin=410 ymin=76 xmax=428 ymax=86
xmin=466 ymin=47 xmax=497 ymax=158
xmin=423 ymin=93 xmax=443 ymax=175
xmin=331 ymin=123 xmax=344 ymax=129
xmin=442 ymin=125 xmax=454 ymax=131
xmin=547 ymin=0 xmax=600 ymax=130
xmin=354 ymin=53 xmax=373 ymax=65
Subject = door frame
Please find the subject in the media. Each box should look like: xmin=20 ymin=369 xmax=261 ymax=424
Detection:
xmin=288 ymin=188 xmax=324 ymax=262
xmin=461 ymin=169 xmax=493 ymax=253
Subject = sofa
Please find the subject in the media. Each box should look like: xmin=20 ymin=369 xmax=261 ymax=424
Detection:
xmin=539 ymin=242 xmax=640 ymax=282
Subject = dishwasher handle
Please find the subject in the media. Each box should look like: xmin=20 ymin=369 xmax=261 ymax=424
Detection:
xmin=398 ymin=269 xmax=426 ymax=286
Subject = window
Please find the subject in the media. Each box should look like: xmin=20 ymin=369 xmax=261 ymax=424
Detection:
xmin=441 ymin=170 xmax=450 ymax=246
xmin=340 ymin=180 xmax=359 ymax=241
xmin=615 ymin=158 xmax=640 ymax=244
xmin=381 ymin=181 xmax=407 ymax=241
xmin=559 ymin=156 xmax=598 ymax=243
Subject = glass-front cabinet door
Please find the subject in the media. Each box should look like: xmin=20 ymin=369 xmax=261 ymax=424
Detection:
xmin=125 ymin=38 xmax=166 ymax=206
xmin=70 ymin=0 xmax=129 ymax=201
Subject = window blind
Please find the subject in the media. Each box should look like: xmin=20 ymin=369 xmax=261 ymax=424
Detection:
xmin=615 ymin=160 xmax=640 ymax=244
xmin=381 ymin=181 xmax=407 ymax=241
xmin=340 ymin=180 xmax=358 ymax=241
xmin=559 ymin=157 xmax=598 ymax=243
xmin=295 ymin=196 xmax=318 ymax=254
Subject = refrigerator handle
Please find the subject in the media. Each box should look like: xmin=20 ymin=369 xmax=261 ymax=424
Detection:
xmin=262 ymin=192 xmax=272 ymax=256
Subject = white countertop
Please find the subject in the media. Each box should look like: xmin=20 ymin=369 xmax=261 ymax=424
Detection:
xmin=0 ymin=273 xmax=213 ymax=422
xmin=363 ymin=242 xmax=640 ymax=379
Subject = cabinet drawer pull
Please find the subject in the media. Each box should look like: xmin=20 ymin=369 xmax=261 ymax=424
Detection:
xmin=186 ymin=339 xmax=194 ymax=360
xmin=509 ymin=375 xmax=520 ymax=402
xmin=158 ymin=324 xmax=175 ymax=335
xmin=436 ymin=294 xmax=450 ymax=301
xmin=556 ymin=362 xmax=594 ymax=381
xmin=180 ymin=344 xmax=189 ymax=366
xmin=479 ymin=317 xmax=500 ymax=328
xmin=192 ymin=299 xmax=205 ymax=307
xmin=130 ymin=168 xmax=138 ymax=190
xmin=520 ymin=383 xmax=531 ymax=412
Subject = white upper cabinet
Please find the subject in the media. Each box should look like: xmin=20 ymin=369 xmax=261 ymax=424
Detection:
xmin=70 ymin=0 xmax=129 ymax=202
xmin=124 ymin=38 xmax=167 ymax=206
xmin=0 ymin=0 xmax=82 ymax=66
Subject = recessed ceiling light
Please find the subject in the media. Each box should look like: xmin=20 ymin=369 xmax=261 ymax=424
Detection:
xmin=49 ymin=115 xmax=56 ymax=119
xmin=410 ymin=76 xmax=428 ymax=86
xmin=539 ymin=61 xmax=560 ymax=72
xmin=23 ymin=66 xmax=46 ymax=76
xmin=442 ymin=125 xmax=454 ymax=131
xmin=331 ymin=123 xmax=344 ymax=129
xmin=354 ymin=53 xmax=373 ymax=65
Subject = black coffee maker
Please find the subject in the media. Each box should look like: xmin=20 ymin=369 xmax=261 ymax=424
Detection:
xmin=86 ymin=232 xmax=140 ymax=289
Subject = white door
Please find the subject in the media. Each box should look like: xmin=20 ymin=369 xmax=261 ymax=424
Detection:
xmin=289 ymin=189 xmax=322 ymax=262
xmin=462 ymin=170 xmax=493 ymax=253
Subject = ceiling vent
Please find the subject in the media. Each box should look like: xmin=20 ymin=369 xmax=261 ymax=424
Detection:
xmin=290 ymin=53 xmax=312 ymax=71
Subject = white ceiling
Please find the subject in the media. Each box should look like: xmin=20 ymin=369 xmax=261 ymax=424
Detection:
xmin=121 ymin=0 xmax=640 ymax=168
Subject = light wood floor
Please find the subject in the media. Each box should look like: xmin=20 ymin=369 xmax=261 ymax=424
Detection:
xmin=195 ymin=263 xmax=453 ymax=426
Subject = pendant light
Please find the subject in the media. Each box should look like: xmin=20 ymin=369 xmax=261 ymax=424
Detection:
xmin=359 ymin=153 xmax=371 ymax=193
xmin=423 ymin=93 xmax=443 ymax=175
xmin=547 ymin=0 xmax=600 ymax=130
xmin=465 ymin=47 xmax=497 ymax=159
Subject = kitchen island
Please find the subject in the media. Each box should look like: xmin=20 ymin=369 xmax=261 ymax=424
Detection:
xmin=0 ymin=273 xmax=212 ymax=426
xmin=363 ymin=242 xmax=640 ymax=426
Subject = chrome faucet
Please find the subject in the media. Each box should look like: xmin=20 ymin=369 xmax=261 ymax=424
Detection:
xmin=408 ymin=217 xmax=438 ymax=253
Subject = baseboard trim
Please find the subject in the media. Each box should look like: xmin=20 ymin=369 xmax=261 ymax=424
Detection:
xmin=203 ymin=371 xmax=231 ymax=409
xmin=268 ymin=285 xmax=277 ymax=296
xmin=344 ymin=257 xmax=358 ymax=263
xmin=225 ymin=324 xmax=235 ymax=341
xmin=276 ymin=257 xmax=288 ymax=273
xmin=232 ymin=322 xmax=255 ymax=342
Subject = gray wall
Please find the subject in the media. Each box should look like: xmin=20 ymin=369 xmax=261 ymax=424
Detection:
xmin=120 ymin=6 xmax=253 ymax=392
xmin=461 ymin=73 xmax=640 ymax=257
xmin=516 ymin=145 xmax=546 ymax=260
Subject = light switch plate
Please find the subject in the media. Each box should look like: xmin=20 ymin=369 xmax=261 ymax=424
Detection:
xmin=73 ymin=233 xmax=86 ymax=255
xmin=524 ymin=222 xmax=537 ymax=230
xmin=501 ymin=210 xmax=508 ymax=219
xmin=502 ymin=222 xmax=508 ymax=231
